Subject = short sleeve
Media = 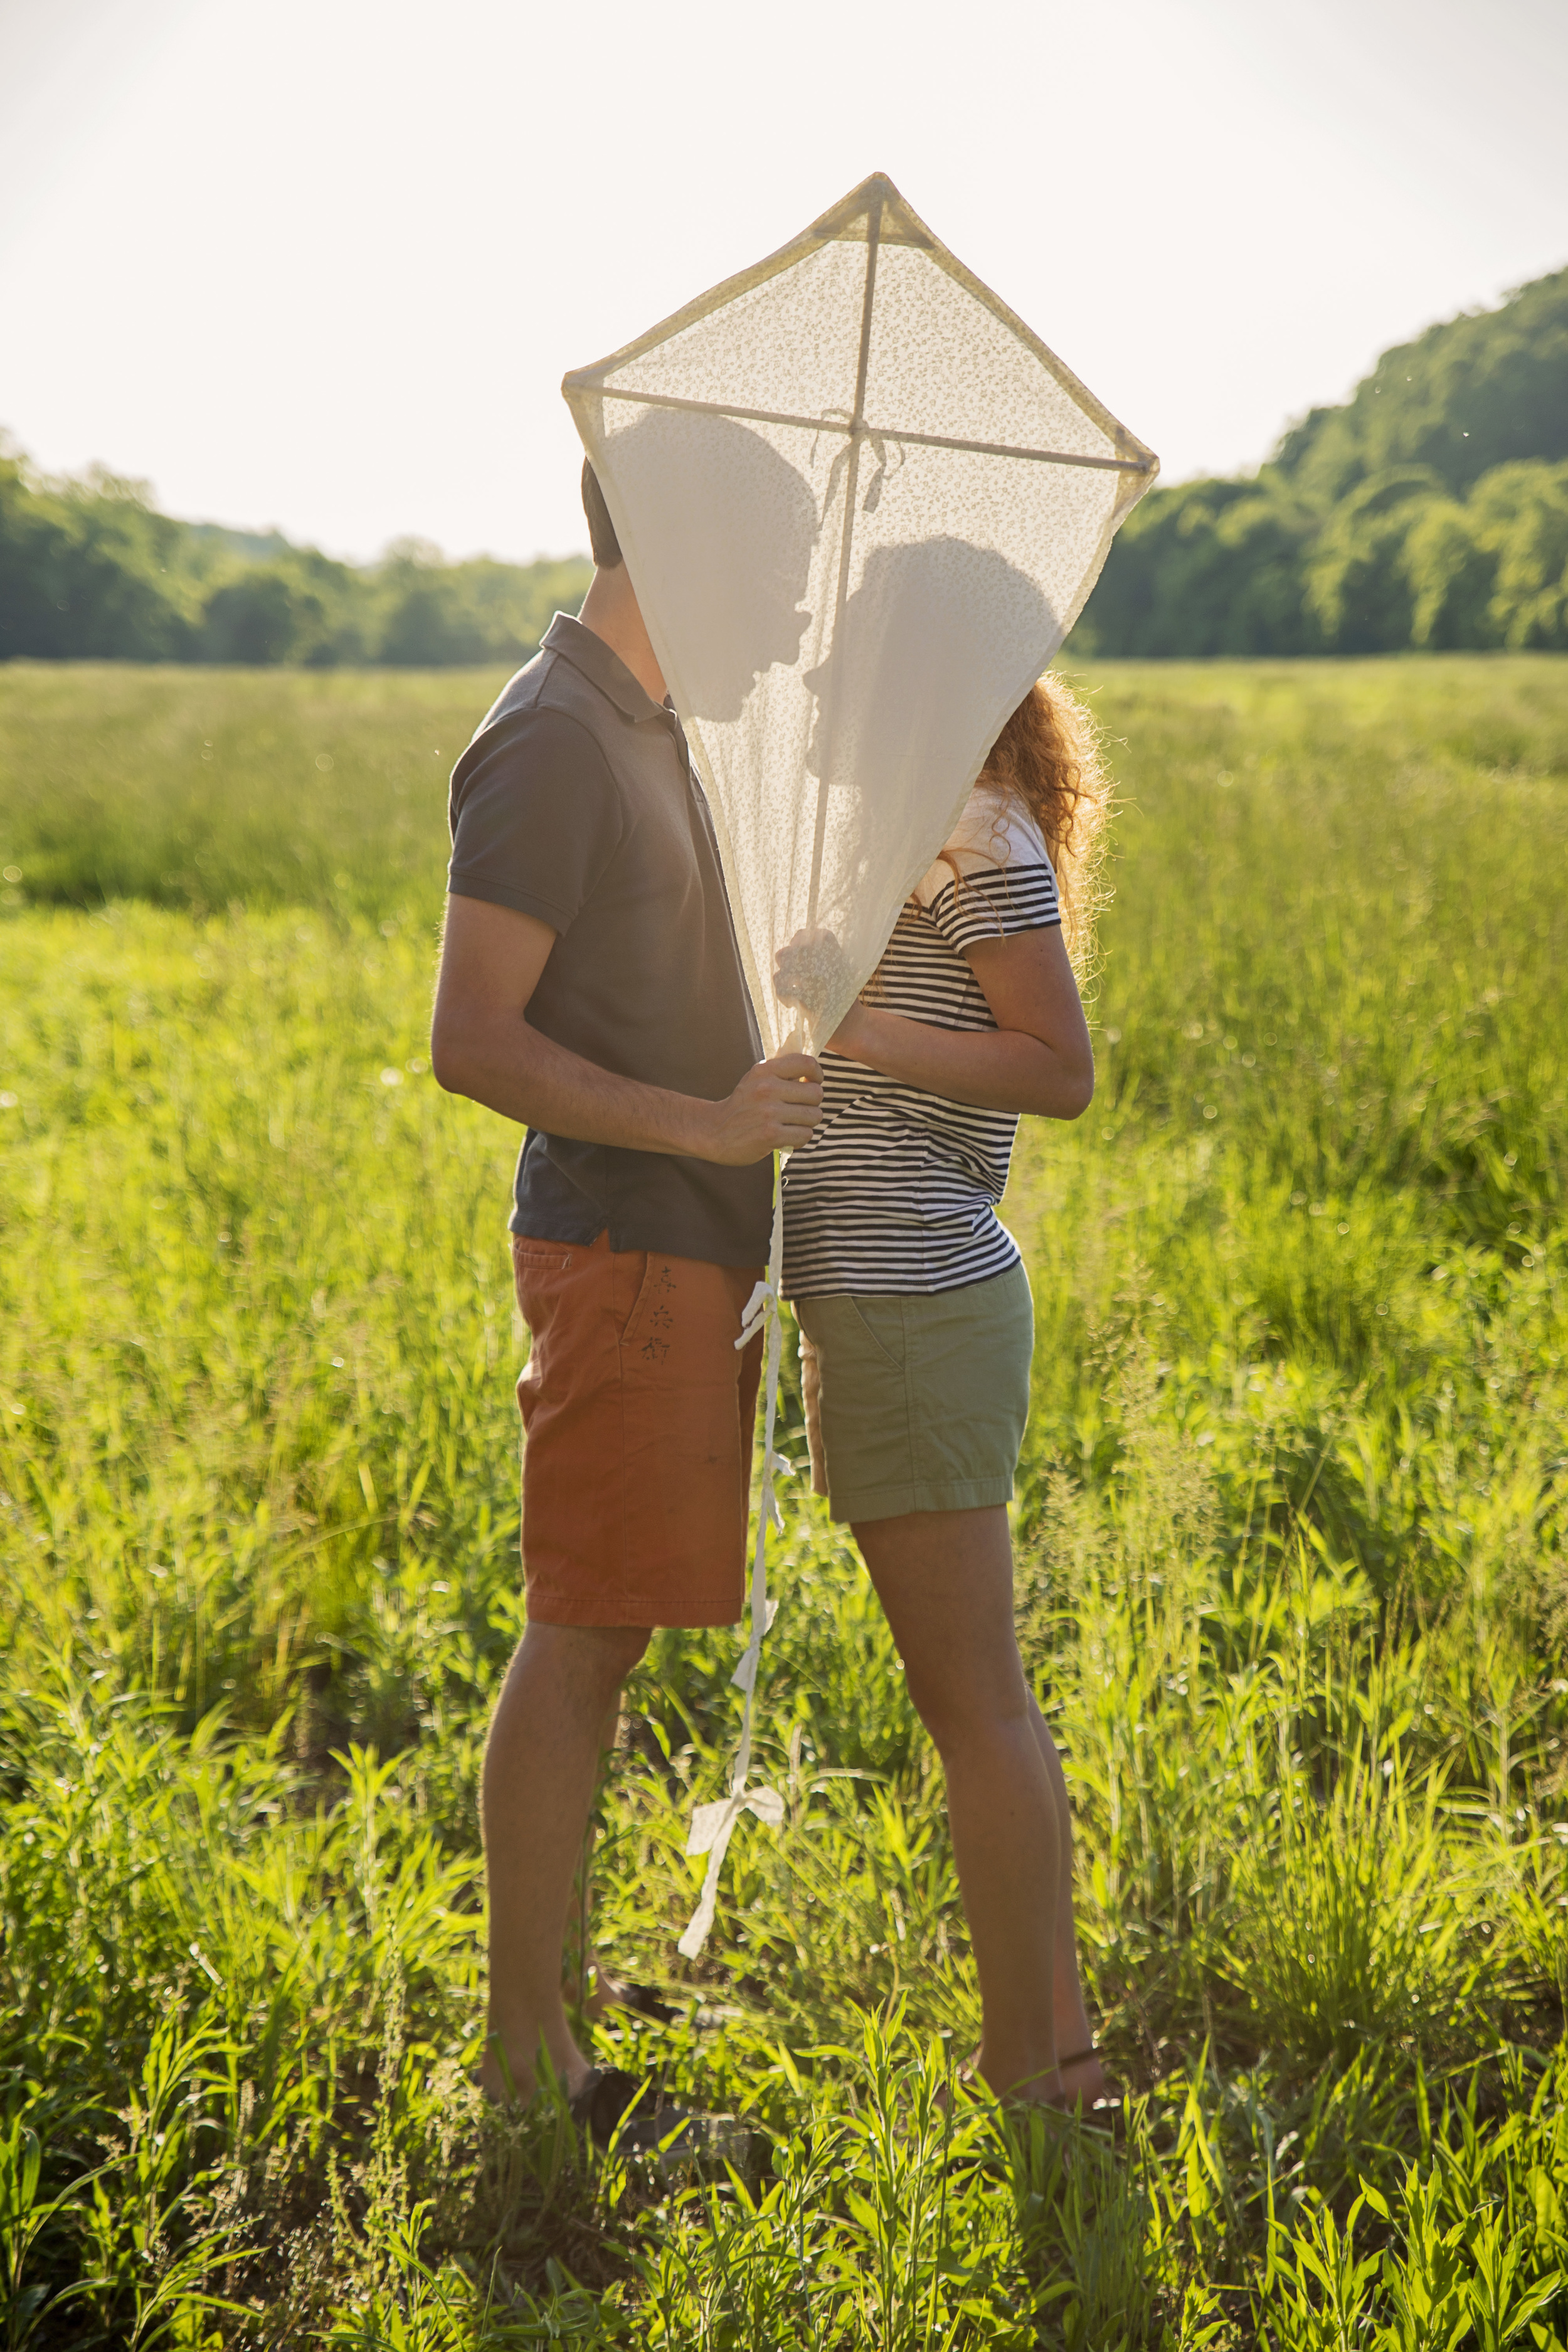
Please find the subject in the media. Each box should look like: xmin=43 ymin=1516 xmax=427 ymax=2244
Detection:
xmin=447 ymin=707 xmax=624 ymax=931
xmin=921 ymin=788 xmax=1061 ymax=951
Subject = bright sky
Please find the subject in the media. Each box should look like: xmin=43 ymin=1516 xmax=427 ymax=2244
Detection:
xmin=3 ymin=0 xmax=1565 ymax=564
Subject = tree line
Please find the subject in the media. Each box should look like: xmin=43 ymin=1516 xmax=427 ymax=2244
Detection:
xmin=3 ymin=258 xmax=1565 ymax=665
xmin=0 ymin=449 xmax=590 ymax=668
xmin=1072 ymin=264 xmax=1568 ymax=656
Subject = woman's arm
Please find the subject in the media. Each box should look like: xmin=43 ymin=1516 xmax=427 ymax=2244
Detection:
xmin=824 ymin=924 xmax=1094 ymax=1118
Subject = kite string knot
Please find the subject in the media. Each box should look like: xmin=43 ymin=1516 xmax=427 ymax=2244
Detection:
xmin=825 ymin=425 xmax=891 ymax=519
xmin=812 ymin=408 xmax=901 ymax=519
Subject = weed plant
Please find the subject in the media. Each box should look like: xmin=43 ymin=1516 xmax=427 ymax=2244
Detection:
xmin=0 ymin=656 xmax=1565 ymax=2344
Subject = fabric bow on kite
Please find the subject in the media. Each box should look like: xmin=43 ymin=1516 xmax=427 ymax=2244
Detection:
xmin=563 ymin=171 xmax=1158 ymax=1957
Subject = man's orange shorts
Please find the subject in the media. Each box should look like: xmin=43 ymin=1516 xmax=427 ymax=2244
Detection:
xmin=511 ymin=1231 xmax=765 ymax=1628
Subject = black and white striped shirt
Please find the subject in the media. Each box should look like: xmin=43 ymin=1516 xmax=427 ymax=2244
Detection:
xmin=781 ymin=792 xmax=1061 ymax=1299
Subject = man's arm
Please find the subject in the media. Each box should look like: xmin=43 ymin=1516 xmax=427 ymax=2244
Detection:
xmin=430 ymin=893 xmax=822 ymax=1164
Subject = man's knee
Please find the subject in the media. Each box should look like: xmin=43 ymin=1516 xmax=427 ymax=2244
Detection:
xmin=519 ymin=1619 xmax=651 ymax=1705
xmin=591 ymin=1623 xmax=653 ymax=1685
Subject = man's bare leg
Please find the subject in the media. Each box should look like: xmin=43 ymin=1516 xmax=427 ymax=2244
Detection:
xmin=478 ymin=1621 xmax=650 ymax=2106
xmin=561 ymin=1698 xmax=647 ymax=2023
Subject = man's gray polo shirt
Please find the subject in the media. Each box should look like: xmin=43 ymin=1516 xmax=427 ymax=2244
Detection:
xmin=447 ymin=612 xmax=772 ymax=1267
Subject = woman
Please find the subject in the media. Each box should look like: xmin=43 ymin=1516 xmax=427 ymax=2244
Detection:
xmin=778 ymin=672 xmax=1114 ymax=2116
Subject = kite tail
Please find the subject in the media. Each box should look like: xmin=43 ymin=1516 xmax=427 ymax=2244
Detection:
xmin=677 ymin=1165 xmax=788 ymax=1961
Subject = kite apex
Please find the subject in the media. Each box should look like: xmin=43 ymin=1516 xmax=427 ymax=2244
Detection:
xmin=805 ymin=171 xmax=919 ymax=246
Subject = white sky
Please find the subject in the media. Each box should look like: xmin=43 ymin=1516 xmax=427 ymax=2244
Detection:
xmin=2 ymin=0 xmax=1564 ymax=564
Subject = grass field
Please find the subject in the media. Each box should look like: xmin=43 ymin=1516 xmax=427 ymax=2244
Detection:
xmin=1 ymin=654 xmax=1566 ymax=2348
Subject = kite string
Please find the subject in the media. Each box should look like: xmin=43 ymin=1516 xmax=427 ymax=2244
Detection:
xmin=677 ymin=1160 xmax=787 ymax=1961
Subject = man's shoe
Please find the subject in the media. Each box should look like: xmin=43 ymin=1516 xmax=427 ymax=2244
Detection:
xmin=568 ymin=2065 xmax=766 ymax=2177
xmin=568 ymin=2064 xmax=652 ymax=2143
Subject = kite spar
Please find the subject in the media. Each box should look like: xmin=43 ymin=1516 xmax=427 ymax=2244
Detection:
xmin=563 ymin=172 xmax=1158 ymax=1956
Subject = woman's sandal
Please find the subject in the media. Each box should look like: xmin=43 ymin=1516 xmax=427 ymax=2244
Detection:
xmin=935 ymin=2045 xmax=1123 ymax=2175
xmin=1053 ymin=2043 xmax=1126 ymax=2141
xmin=938 ymin=2044 xmax=1120 ymax=2116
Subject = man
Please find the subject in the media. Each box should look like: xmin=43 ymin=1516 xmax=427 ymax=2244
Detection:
xmin=430 ymin=462 xmax=821 ymax=2130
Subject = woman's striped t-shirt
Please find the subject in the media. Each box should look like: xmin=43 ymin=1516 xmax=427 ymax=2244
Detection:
xmin=781 ymin=789 xmax=1061 ymax=1300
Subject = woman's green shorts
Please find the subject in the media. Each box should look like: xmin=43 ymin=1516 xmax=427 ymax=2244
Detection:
xmin=794 ymin=1261 xmax=1034 ymax=1525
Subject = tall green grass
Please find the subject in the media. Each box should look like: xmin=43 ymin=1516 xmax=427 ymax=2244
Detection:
xmin=0 ymin=662 xmax=479 ymax=918
xmin=1 ymin=655 xmax=1565 ymax=2346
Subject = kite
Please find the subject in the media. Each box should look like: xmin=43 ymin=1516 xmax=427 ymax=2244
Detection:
xmin=563 ymin=171 xmax=1157 ymax=1957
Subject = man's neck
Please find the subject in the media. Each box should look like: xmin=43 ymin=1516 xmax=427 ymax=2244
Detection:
xmin=576 ymin=565 xmax=667 ymax=705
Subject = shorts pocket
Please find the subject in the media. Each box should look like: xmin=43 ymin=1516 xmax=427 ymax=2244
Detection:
xmin=797 ymin=1292 xmax=914 ymax=1513
xmin=615 ymin=1253 xmax=659 ymax=1351
xmin=512 ymin=1241 xmax=576 ymax=1325
xmin=847 ymin=1294 xmax=906 ymax=1370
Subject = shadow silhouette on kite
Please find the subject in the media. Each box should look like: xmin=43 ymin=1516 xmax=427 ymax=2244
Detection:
xmin=598 ymin=407 xmax=818 ymax=725
xmin=775 ymin=536 xmax=1060 ymax=1030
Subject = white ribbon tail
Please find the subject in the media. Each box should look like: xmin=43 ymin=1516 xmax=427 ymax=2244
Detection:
xmin=677 ymin=1818 xmax=738 ymax=1961
xmin=679 ymin=1168 xmax=788 ymax=1960
xmin=677 ymin=1784 xmax=785 ymax=1961
xmin=736 ymin=1276 xmax=771 ymax=1351
xmin=730 ymin=1596 xmax=780 ymax=1695
xmin=684 ymin=1783 xmax=785 ymax=1859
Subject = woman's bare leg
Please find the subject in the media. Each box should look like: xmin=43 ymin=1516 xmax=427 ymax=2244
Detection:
xmin=1025 ymin=1691 xmax=1111 ymax=2104
xmin=853 ymin=1505 xmax=1063 ymax=2104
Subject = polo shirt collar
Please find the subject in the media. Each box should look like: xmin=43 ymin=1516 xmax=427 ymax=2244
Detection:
xmin=541 ymin=612 xmax=665 ymax=725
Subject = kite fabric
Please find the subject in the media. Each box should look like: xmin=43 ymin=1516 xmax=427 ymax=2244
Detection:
xmin=562 ymin=171 xmax=1158 ymax=1956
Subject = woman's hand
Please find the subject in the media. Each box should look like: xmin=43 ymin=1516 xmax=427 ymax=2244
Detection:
xmin=773 ymin=926 xmax=850 ymax=1033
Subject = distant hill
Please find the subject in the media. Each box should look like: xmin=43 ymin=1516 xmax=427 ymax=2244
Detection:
xmin=1274 ymin=267 xmax=1568 ymax=501
xmin=0 ymin=447 xmax=591 ymax=668
xmin=1073 ymin=266 xmax=1568 ymax=657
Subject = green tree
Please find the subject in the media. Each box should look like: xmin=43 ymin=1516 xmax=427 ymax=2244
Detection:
xmin=0 ymin=452 xmax=191 ymax=660
xmin=1073 ymin=477 xmax=1320 ymax=658
xmin=1304 ymin=469 xmax=1440 ymax=652
xmin=1403 ymin=499 xmax=1497 ymax=650
xmin=1074 ymin=263 xmax=1568 ymax=658
xmin=199 ymin=572 xmax=303 ymax=664
xmin=1475 ymin=460 xmax=1568 ymax=648
xmin=0 ymin=436 xmax=592 ymax=670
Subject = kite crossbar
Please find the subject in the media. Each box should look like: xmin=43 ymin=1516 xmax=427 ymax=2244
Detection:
xmin=592 ymin=384 xmax=1153 ymax=474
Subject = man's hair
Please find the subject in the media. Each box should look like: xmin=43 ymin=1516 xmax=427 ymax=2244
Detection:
xmin=581 ymin=461 xmax=623 ymax=569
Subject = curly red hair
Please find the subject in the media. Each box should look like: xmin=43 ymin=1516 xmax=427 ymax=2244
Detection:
xmin=975 ymin=672 xmax=1111 ymax=970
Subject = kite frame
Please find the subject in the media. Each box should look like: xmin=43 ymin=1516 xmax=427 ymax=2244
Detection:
xmin=563 ymin=171 xmax=1156 ymax=483
xmin=563 ymin=170 xmax=1159 ymax=1037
